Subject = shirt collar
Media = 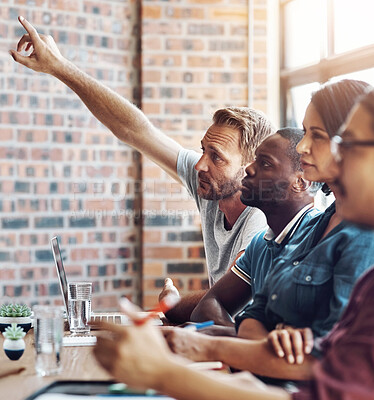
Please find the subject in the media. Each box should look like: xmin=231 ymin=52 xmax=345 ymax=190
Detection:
xmin=264 ymin=203 xmax=314 ymax=244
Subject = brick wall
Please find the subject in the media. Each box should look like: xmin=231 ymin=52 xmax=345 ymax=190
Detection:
xmin=0 ymin=0 xmax=142 ymax=309
xmin=0 ymin=0 xmax=272 ymax=310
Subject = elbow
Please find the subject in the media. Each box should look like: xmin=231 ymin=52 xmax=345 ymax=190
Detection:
xmin=190 ymin=303 xmax=206 ymax=322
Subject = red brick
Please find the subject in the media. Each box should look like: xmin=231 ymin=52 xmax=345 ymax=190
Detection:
xmin=142 ymin=37 xmax=162 ymax=51
xmin=165 ymin=71 xmax=205 ymax=84
xmin=71 ymin=248 xmax=100 ymax=261
xmin=141 ymin=102 xmax=161 ymax=114
xmin=50 ymin=0 xmax=79 ymax=12
xmin=186 ymin=87 xmax=226 ymax=100
xmin=0 ymin=269 xmax=16 ymax=280
xmin=187 ymin=56 xmax=225 ymax=68
xmin=187 ymin=0 xmax=223 ymax=3
xmin=142 ymin=5 xmax=162 ymax=19
xmin=144 ymin=247 xmax=183 ymax=259
xmin=143 ymin=54 xmax=182 ymax=67
xmin=0 ymin=128 xmax=13 ymax=141
xmin=165 ymin=7 xmax=205 ymax=19
xmin=209 ymin=7 xmax=248 ymax=21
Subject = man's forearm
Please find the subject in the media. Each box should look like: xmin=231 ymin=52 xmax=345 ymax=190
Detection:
xmin=52 ymin=59 xmax=149 ymax=140
xmin=237 ymin=318 xmax=269 ymax=340
xmin=49 ymin=59 xmax=181 ymax=180
xmin=156 ymin=359 xmax=291 ymax=400
xmin=165 ymin=290 xmax=207 ymax=324
xmin=202 ymin=336 xmax=314 ymax=381
xmin=190 ymin=268 xmax=252 ymax=327
xmin=190 ymin=297 xmax=235 ymax=327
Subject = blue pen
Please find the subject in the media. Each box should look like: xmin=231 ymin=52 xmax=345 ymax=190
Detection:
xmin=183 ymin=320 xmax=214 ymax=331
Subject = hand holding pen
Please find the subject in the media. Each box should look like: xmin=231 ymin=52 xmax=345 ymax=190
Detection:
xmin=119 ymin=293 xmax=180 ymax=326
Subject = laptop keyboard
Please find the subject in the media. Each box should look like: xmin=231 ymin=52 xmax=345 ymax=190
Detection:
xmin=62 ymin=335 xmax=97 ymax=347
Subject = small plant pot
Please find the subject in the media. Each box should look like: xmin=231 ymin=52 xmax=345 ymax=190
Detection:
xmin=0 ymin=316 xmax=32 ymax=333
xmin=3 ymin=338 xmax=25 ymax=360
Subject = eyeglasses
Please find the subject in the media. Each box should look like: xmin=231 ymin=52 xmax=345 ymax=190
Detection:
xmin=330 ymin=135 xmax=374 ymax=162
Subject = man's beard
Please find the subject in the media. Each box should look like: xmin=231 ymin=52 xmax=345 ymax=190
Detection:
xmin=197 ymin=170 xmax=244 ymax=201
xmin=240 ymin=180 xmax=290 ymax=208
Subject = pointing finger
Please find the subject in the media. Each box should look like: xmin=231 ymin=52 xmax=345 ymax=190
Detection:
xmin=18 ymin=16 xmax=42 ymax=47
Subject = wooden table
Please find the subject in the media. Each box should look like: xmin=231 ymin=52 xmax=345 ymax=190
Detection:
xmin=0 ymin=331 xmax=111 ymax=400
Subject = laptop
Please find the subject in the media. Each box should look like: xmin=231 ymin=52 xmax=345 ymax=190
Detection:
xmin=51 ymin=236 xmax=162 ymax=345
xmin=51 ymin=236 xmax=130 ymax=333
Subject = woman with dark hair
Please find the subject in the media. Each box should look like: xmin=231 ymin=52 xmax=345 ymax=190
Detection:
xmin=301 ymin=79 xmax=371 ymax=195
xmin=234 ymin=79 xmax=374 ymax=362
xmin=94 ymin=88 xmax=374 ymax=400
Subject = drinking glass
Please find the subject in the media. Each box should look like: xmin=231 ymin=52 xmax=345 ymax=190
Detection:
xmin=33 ymin=305 xmax=64 ymax=376
xmin=68 ymin=282 xmax=92 ymax=335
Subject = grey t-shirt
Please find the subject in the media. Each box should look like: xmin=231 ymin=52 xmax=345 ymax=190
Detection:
xmin=177 ymin=149 xmax=268 ymax=286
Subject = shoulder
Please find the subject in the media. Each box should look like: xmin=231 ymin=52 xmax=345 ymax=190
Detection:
xmin=177 ymin=148 xmax=201 ymax=173
xmin=240 ymin=229 xmax=267 ymax=255
xmin=352 ymin=266 xmax=374 ymax=297
xmin=337 ymin=222 xmax=374 ymax=245
xmin=176 ymin=149 xmax=201 ymax=199
xmin=241 ymin=207 xmax=267 ymax=229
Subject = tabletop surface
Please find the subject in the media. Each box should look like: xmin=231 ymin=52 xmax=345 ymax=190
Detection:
xmin=0 ymin=330 xmax=111 ymax=400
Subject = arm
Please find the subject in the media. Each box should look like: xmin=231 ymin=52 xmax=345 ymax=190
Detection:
xmin=158 ymin=278 xmax=206 ymax=324
xmin=311 ymin=230 xmax=374 ymax=340
xmin=163 ymin=327 xmax=314 ymax=380
xmin=235 ymin=287 xmax=270 ymax=340
xmin=164 ymin=290 xmax=207 ymax=324
xmin=10 ymin=17 xmax=182 ymax=181
xmin=190 ymin=268 xmax=252 ymax=326
xmin=157 ymin=361 xmax=290 ymax=400
xmin=161 ymin=249 xmax=248 ymax=325
xmin=268 ymin=326 xmax=314 ymax=365
xmin=237 ymin=318 xmax=270 ymax=340
xmin=94 ymin=322 xmax=290 ymax=400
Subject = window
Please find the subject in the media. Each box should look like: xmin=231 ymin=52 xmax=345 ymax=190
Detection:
xmin=280 ymin=0 xmax=374 ymax=127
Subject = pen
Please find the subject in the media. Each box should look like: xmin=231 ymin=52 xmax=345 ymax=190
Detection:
xmin=120 ymin=295 xmax=180 ymax=326
xmin=183 ymin=320 xmax=214 ymax=331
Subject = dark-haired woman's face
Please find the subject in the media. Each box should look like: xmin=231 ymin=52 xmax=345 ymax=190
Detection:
xmin=296 ymin=103 xmax=339 ymax=184
xmin=335 ymin=104 xmax=374 ymax=227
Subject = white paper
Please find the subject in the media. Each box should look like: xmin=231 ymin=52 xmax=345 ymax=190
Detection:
xmin=34 ymin=393 xmax=176 ymax=399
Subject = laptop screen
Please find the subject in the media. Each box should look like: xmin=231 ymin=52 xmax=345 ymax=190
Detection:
xmin=51 ymin=236 xmax=69 ymax=317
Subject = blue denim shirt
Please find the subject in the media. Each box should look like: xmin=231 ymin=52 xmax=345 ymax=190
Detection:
xmin=235 ymin=203 xmax=374 ymax=355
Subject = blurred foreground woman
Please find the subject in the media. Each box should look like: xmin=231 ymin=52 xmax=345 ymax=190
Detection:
xmin=94 ymin=89 xmax=374 ymax=400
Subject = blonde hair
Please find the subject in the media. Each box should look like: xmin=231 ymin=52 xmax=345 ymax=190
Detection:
xmin=212 ymin=107 xmax=274 ymax=163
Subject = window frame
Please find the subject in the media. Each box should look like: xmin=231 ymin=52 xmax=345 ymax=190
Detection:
xmin=280 ymin=0 xmax=374 ymax=125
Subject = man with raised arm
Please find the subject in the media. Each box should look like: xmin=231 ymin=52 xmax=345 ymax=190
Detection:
xmin=11 ymin=17 xmax=272 ymax=320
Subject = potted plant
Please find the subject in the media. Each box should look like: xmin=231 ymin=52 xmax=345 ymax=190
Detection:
xmin=0 ymin=304 xmax=32 ymax=333
xmin=2 ymin=323 xmax=26 ymax=360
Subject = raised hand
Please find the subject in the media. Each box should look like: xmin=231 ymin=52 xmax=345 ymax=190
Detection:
xmin=159 ymin=278 xmax=180 ymax=304
xmin=9 ymin=16 xmax=64 ymax=75
xmin=267 ymin=325 xmax=314 ymax=365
